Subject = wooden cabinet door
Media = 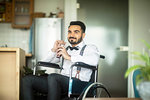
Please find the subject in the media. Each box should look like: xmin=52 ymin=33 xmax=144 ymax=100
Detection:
xmin=0 ymin=48 xmax=25 ymax=100
xmin=12 ymin=0 xmax=34 ymax=29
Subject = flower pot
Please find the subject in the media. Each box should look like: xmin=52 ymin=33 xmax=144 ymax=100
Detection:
xmin=137 ymin=81 xmax=150 ymax=100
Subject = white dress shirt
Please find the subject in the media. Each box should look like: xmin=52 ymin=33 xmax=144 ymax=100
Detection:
xmin=43 ymin=41 xmax=100 ymax=82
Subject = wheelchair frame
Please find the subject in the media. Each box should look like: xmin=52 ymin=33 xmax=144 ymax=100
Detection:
xmin=32 ymin=55 xmax=111 ymax=99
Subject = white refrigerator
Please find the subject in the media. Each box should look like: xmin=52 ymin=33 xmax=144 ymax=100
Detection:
xmin=33 ymin=18 xmax=62 ymax=74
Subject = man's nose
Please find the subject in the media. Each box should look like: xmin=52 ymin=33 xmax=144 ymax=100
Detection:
xmin=70 ymin=32 xmax=75 ymax=37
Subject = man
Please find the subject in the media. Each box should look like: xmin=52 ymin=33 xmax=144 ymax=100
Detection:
xmin=22 ymin=21 xmax=100 ymax=100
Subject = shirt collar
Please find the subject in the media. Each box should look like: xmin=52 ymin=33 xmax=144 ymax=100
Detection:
xmin=69 ymin=41 xmax=85 ymax=49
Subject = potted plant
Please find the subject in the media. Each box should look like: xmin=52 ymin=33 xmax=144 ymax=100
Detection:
xmin=125 ymin=40 xmax=150 ymax=100
xmin=22 ymin=66 xmax=47 ymax=76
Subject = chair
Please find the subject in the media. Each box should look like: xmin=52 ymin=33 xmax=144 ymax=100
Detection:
xmin=133 ymin=70 xmax=140 ymax=98
xmin=33 ymin=55 xmax=111 ymax=100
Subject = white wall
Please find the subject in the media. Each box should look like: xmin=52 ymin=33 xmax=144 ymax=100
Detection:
xmin=0 ymin=0 xmax=64 ymax=54
xmin=64 ymin=0 xmax=77 ymax=42
xmin=128 ymin=0 xmax=150 ymax=97
xmin=34 ymin=0 xmax=77 ymax=43
xmin=34 ymin=0 xmax=64 ymax=16
xmin=0 ymin=23 xmax=30 ymax=53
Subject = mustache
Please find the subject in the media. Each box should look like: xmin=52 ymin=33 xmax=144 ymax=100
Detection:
xmin=69 ymin=37 xmax=76 ymax=39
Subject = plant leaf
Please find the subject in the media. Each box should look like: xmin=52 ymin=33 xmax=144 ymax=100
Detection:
xmin=132 ymin=51 xmax=149 ymax=64
xmin=125 ymin=40 xmax=150 ymax=85
xmin=144 ymin=52 xmax=150 ymax=66
xmin=125 ymin=65 xmax=142 ymax=78
xmin=141 ymin=40 xmax=150 ymax=50
xmin=136 ymin=74 xmax=144 ymax=85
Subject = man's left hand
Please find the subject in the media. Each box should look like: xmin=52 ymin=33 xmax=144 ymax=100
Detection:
xmin=56 ymin=46 xmax=71 ymax=60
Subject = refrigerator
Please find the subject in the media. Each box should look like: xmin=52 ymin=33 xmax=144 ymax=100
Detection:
xmin=33 ymin=18 xmax=62 ymax=74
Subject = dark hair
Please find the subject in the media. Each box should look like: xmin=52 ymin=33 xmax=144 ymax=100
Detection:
xmin=69 ymin=21 xmax=86 ymax=33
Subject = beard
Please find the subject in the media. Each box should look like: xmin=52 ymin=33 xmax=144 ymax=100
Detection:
xmin=68 ymin=36 xmax=83 ymax=45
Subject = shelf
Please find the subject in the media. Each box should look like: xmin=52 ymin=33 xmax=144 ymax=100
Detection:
xmin=0 ymin=21 xmax=11 ymax=23
xmin=0 ymin=2 xmax=5 ymax=5
xmin=0 ymin=3 xmax=5 ymax=13
xmin=0 ymin=2 xmax=12 ymax=23
xmin=11 ymin=24 xmax=31 ymax=29
xmin=25 ymin=53 xmax=32 ymax=57
xmin=15 ymin=0 xmax=30 ymax=2
xmin=15 ymin=13 xmax=30 ymax=16
xmin=15 ymin=1 xmax=29 ymax=4
xmin=0 ymin=11 xmax=5 ymax=13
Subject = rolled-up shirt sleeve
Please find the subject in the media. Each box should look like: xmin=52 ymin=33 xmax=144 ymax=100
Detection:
xmin=42 ymin=50 xmax=60 ymax=63
xmin=71 ymin=45 xmax=100 ymax=66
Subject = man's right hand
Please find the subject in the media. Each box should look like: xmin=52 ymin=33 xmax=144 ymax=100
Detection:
xmin=51 ymin=40 xmax=66 ymax=52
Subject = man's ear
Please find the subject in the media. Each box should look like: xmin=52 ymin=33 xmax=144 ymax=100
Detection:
xmin=82 ymin=33 xmax=85 ymax=39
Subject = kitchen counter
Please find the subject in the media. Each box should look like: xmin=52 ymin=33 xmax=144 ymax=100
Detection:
xmin=26 ymin=53 xmax=32 ymax=57
xmin=0 ymin=47 xmax=32 ymax=57
xmin=0 ymin=47 xmax=23 ymax=51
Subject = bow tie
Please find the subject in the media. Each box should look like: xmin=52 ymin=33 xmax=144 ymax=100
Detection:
xmin=68 ymin=46 xmax=79 ymax=51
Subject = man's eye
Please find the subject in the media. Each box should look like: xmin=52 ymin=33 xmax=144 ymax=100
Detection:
xmin=75 ymin=30 xmax=79 ymax=33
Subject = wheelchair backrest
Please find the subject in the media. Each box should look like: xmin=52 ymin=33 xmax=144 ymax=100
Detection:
xmin=89 ymin=69 xmax=96 ymax=83
xmin=89 ymin=55 xmax=105 ymax=83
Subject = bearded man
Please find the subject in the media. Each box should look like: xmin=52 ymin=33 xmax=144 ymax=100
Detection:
xmin=21 ymin=21 xmax=100 ymax=100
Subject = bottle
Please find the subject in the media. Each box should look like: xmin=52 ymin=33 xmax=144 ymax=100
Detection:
xmin=2 ymin=13 xmax=5 ymax=21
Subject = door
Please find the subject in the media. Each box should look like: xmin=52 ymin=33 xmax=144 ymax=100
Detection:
xmin=77 ymin=0 xmax=128 ymax=97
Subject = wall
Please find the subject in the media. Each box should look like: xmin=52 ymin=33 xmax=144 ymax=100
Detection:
xmin=0 ymin=0 xmax=64 ymax=54
xmin=76 ymin=0 xmax=150 ymax=97
xmin=64 ymin=0 xmax=77 ymax=41
xmin=0 ymin=23 xmax=30 ymax=53
xmin=34 ymin=0 xmax=64 ymax=16
xmin=128 ymin=0 xmax=150 ymax=97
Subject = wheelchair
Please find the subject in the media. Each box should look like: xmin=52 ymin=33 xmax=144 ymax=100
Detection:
xmin=33 ymin=55 xmax=111 ymax=100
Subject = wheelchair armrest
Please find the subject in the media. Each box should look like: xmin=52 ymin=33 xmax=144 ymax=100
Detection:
xmin=70 ymin=55 xmax=105 ymax=70
xmin=37 ymin=61 xmax=61 ymax=69
xmin=100 ymin=55 xmax=105 ymax=59
xmin=71 ymin=62 xmax=97 ymax=70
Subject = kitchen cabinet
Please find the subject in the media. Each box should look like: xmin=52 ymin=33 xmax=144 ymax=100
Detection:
xmin=12 ymin=0 xmax=34 ymax=28
xmin=0 ymin=48 xmax=25 ymax=100
xmin=0 ymin=1 xmax=12 ymax=22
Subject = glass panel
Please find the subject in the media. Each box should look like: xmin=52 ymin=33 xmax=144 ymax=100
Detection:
xmin=14 ymin=15 xmax=30 ymax=25
xmin=77 ymin=0 xmax=128 ymax=97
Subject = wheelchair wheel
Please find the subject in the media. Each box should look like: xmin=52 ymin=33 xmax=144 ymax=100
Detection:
xmin=79 ymin=82 xmax=111 ymax=100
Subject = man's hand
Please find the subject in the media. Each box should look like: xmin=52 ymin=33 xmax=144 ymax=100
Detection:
xmin=51 ymin=40 xmax=66 ymax=52
xmin=56 ymin=46 xmax=71 ymax=60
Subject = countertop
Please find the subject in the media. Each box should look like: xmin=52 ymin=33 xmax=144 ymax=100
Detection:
xmin=0 ymin=47 xmax=32 ymax=57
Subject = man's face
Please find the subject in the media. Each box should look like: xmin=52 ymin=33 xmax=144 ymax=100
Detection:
xmin=67 ymin=25 xmax=85 ymax=46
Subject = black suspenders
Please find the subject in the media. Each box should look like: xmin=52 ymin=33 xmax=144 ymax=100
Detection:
xmin=61 ymin=45 xmax=87 ymax=79
xmin=77 ymin=45 xmax=87 ymax=70
xmin=80 ymin=45 xmax=87 ymax=56
xmin=75 ymin=45 xmax=87 ymax=79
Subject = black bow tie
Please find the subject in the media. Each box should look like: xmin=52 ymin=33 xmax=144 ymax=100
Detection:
xmin=68 ymin=46 xmax=79 ymax=51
